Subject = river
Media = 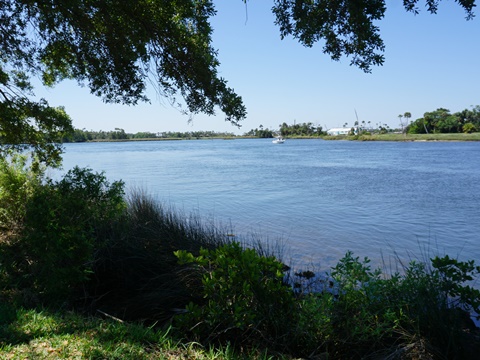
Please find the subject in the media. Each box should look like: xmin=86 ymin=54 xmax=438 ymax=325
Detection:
xmin=58 ymin=139 xmax=480 ymax=272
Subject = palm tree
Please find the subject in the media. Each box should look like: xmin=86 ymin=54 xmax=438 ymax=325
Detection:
xmin=403 ymin=112 xmax=411 ymax=135
xmin=398 ymin=114 xmax=407 ymax=136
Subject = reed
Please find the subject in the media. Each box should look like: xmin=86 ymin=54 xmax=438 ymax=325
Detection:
xmin=87 ymin=189 xmax=233 ymax=322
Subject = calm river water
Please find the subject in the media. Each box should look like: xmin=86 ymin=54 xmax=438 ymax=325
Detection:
xmin=58 ymin=139 xmax=480 ymax=271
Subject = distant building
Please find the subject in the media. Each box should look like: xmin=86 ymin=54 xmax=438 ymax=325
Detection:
xmin=327 ymin=127 xmax=355 ymax=136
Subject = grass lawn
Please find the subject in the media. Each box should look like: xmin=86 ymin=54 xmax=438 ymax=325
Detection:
xmin=0 ymin=307 xmax=277 ymax=360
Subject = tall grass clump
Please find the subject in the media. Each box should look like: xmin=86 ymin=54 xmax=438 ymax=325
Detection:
xmin=86 ymin=189 xmax=233 ymax=322
xmin=0 ymin=155 xmax=235 ymax=321
xmin=0 ymin=156 xmax=233 ymax=319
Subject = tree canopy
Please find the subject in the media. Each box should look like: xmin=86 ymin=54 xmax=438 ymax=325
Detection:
xmin=0 ymin=0 xmax=246 ymax=165
xmin=407 ymin=106 xmax=480 ymax=134
xmin=0 ymin=0 xmax=477 ymax=165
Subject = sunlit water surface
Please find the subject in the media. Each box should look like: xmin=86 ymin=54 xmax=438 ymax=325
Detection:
xmin=57 ymin=139 xmax=480 ymax=272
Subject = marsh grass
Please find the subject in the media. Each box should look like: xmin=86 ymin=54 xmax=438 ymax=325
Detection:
xmin=86 ymin=188 xmax=234 ymax=323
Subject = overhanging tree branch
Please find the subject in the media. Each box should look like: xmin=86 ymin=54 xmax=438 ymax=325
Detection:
xmin=0 ymin=0 xmax=476 ymax=166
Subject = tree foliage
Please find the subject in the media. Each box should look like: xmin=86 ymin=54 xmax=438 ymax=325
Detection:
xmin=0 ymin=0 xmax=246 ymax=165
xmin=280 ymin=121 xmax=324 ymax=136
xmin=408 ymin=106 xmax=480 ymax=134
xmin=243 ymin=125 xmax=275 ymax=138
xmin=272 ymin=0 xmax=476 ymax=73
xmin=62 ymin=128 xmax=236 ymax=141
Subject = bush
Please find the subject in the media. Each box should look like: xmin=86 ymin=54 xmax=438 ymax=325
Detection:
xmin=170 ymin=245 xmax=480 ymax=358
xmin=0 ymin=155 xmax=43 ymax=232
xmin=299 ymin=251 xmax=480 ymax=358
xmin=0 ymin=166 xmax=126 ymax=306
xmin=174 ymin=242 xmax=297 ymax=350
xmin=463 ymin=122 xmax=477 ymax=134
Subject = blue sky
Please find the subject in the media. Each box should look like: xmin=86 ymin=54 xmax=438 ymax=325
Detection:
xmin=35 ymin=1 xmax=480 ymax=134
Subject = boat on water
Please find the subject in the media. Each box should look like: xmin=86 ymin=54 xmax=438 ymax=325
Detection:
xmin=272 ymin=136 xmax=285 ymax=144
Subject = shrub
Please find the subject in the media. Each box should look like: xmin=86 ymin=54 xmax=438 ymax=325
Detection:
xmin=0 ymin=155 xmax=43 ymax=232
xmin=1 ymin=166 xmax=126 ymax=306
xmin=307 ymin=251 xmax=480 ymax=358
xmin=171 ymin=246 xmax=480 ymax=358
xmin=463 ymin=122 xmax=477 ymax=133
xmin=174 ymin=242 xmax=297 ymax=350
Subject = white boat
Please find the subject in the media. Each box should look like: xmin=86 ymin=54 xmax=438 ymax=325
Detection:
xmin=272 ymin=136 xmax=285 ymax=144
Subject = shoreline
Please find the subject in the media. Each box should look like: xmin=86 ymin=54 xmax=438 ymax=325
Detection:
xmin=62 ymin=132 xmax=480 ymax=144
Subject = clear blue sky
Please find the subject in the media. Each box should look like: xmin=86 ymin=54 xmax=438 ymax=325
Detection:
xmin=35 ymin=1 xmax=480 ymax=134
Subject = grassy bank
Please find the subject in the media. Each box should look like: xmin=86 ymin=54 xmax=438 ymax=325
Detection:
xmin=323 ymin=132 xmax=480 ymax=141
xmin=69 ymin=132 xmax=480 ymax=143
xmin=0 ymin=307 xmax=275 ymax=359
xmin=83 ymin=136 xmax=237 ymax=142
xmin=1 ymin=156 xmax=480 ymax=359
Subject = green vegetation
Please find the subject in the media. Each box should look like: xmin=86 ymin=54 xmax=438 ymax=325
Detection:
xmin=407 ymin=107 xmax=480 ymax=134
xmin=1 ymin=162 xmax=126 ymax=307
xmin=279 ymin=122 xmax=326 ymax=137
xmin=243 ymin=125 xmax=275 ymax=138
xmin=63 ymin=128 xmax=236 ymax=142
xmin=325 ymin=132 xmax=480 ymax=142
xmin=0 ymin=307 xmax=271 ymax=359
xmin=174 ymin=242 xmax=296 ymax=351
xmin=1 ymin=157 xmax=480 ymax=359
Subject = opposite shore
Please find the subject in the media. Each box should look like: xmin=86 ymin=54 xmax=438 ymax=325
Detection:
xmin=78 ymin=132 xmax=480 ymax=142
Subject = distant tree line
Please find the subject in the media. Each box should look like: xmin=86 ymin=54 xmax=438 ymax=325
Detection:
xmin=63 ymin=129 xmax=236 ymax=142
xmin=407 ymin=106 xmax=480 ymax=134
xmin=63 ymin=106 xmax=480 ymax=143
xmin=243 ymin=125 xmax=275 ymax=138
xmin=243 ymin=122 xmax=325 ymax=138
xmin=279 ymin=122 xmax=325 ymax=137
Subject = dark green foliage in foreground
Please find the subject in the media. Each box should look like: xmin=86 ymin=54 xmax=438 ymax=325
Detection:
xmin=320 ymin=252 xmax=480 ymax=358
xmin=88 ymin=190 xmax=231 ymax=322
xmin=0 ymin=155 xmax=42 ymax=231
xmin=175 ymin=242 xmax=297 ymax=350
xmin=0 ymin=163 xmax=125 ymax=306
xmin=1 ymin=157 xmax=480 ymax=359
xmin=0 ymin=155 xmax=232 ymax=320
xmin=172 ymin=245 xmax=480 ymax=358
